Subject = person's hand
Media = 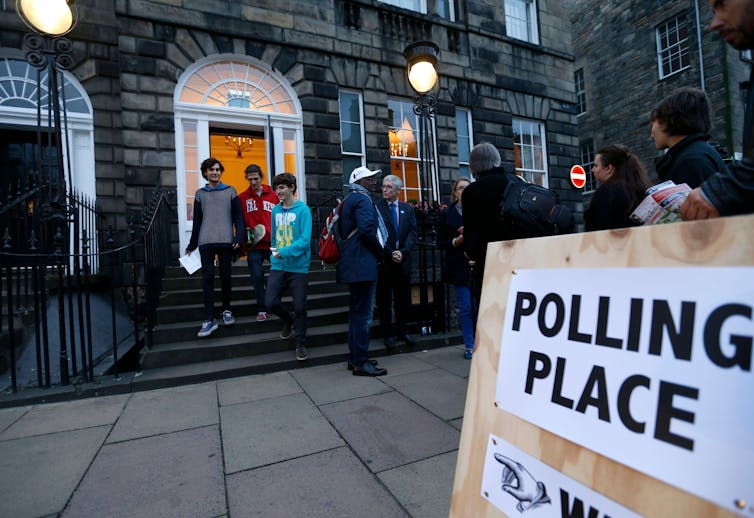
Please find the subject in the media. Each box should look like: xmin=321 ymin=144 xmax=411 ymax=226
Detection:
xmin=453 ymin=234 xmax=464 ymax=247
xmin=391 ymin=250 xmax=403 ymax=263
xmin=680 ymin=188 xmax=720 ymax=220
xmin=232 ymin=242 xmax=240 ymax=250
xmin=457 ymin=226 xmax=464 ymax=235
xmin=184 ymin=249 xmax=191 ymax=256
xmin=270 ymin=247 xmax=280 ymax=259
xmin=494 ymin=453 xmax=551 ymax=513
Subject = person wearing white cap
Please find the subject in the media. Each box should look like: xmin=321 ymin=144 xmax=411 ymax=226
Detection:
xmin=337 ymin=166 xmax=389 ymax=376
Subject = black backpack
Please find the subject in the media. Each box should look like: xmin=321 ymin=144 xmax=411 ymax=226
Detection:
xmin=499 ymin=173 xmax=574 ymax=239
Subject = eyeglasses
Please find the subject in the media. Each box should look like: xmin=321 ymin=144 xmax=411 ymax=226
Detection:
xmin=381 ymin=185 xmax=397 ymax=190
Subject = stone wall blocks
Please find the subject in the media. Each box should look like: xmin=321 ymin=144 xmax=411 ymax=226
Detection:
xmin=121 ymin=91 xmax=155 ymax=111
xmin=312 ymin=82 xmax=339 ymax=100
xmin=157 ymin=95 xmax=174 ymax=112
xmin=139 ymin=76 xmax=175 ymax=93
xmin=143 ymin=151 xmax=176 ymax=168
xmin=165 ymin=43 xmax=191 ymax=70
xmin=303 ymin=128 xmax=330 ymax=144
xmin=123 ymin=130 xmax=157 ymax=148
xmin=120 ymin=54 xmax=155 ymax=75
xmin=122 ymin=111 xmax=139 ymax=129
xmin=140 ymin=114 xmax=174 ymax=132
xmin=137 ymin=39 xmax=166 ymax=58
xmin=314 ymin=144 xmax=342 ymax=160
xmin=123 ymin=148 xmax=140 ymax=166
xmin=175 ymin=28 xmax=206 ymax=62
xmin=155 ymin=60 xmax=181 ymax=81
xmin=300 ymin=97 xmax=328 ymax=113
xmin=273 ymin=48 xmax=298 ymax=75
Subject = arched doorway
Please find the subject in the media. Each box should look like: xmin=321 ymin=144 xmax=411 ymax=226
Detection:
xmin=0 ymin=56 xmax=95 ymax=201
xmin=174 ymin=55 xmax=304 ymax=250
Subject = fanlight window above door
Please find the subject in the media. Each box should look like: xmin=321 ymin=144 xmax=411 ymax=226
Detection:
xmin=0 ymin=58 xmax=90 ymax=114
xmin=178 ymin=59 xmax=297 ymax=115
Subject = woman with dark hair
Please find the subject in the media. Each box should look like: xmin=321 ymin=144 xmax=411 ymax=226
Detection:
xmin=584 ymin=145 xmax=651 ymax=231
xmin=185 ymin=157 xmax=245 ymax=337
xmin=650 ymin=88 xmax=725 ymax=188
xmin=439 ymin=177 xmax=475 ymax=359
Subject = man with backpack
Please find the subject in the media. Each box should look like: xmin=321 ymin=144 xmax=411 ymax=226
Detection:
xmin=462 ymin=143 xmax=513 ymax=306
xmin=337 ymin=166 xmax=389 ymax=376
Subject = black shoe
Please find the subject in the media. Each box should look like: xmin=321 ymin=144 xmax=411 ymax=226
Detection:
xmin=400 ymin=334 xmax=416 ymax=348
xmin=383 ymin=336 xmax=397 ymax=351
xmin=352 ymin=361 xmax=387 ymax=376
xmin=347 ymin=359 xmax=378 ymax=371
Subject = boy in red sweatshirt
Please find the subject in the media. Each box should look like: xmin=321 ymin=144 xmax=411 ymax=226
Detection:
xmin=238 ymin=164 xmax=279 ymax=321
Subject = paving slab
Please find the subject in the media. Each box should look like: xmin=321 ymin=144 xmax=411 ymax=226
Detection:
xmin=107 ymin=382 xmax=218 ymax=442
xmin=382 ymin=367 xmax=469 ymax=421
xmin=378 ymin=450 xmax=459 ymax=518
xmin=227 ymin=446 xmax=408 ymax=518
xmin=290 ymin=362 xmax=390 ymax=405
xmin=218 ymin=370 xmax=302 ymax=406
xmin=63 ymin=425 xmax=225 ymax=518
xmin=378 ymin=353 xmax=437 ymax=378
xmin=412 ymin=346 xmax=471 ymax=378
xmin=320 ymin=391 xmax=460 ymax=473
xmin=0 ymin=425 xmax=109 ymax=518
xmin=220 ymin=392 xmax=344 ymax=473
xmin=0 ymin=405 xmax=28 ymax=433
xmin=0 ymin=394 xmax=128 ymax=440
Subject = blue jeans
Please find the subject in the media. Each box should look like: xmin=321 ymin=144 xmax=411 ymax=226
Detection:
xmin=348 ymin=281 xmax=376 ymax=367
xmin=454 ymin=285 xmax=475 ymax=351
xmin=246 ymin=249 xmax=271 ymax=311
xmin=265 ymin=270 xmax=308 ymax=346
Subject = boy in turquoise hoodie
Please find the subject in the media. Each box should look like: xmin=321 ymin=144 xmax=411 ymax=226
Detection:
xmin=267 ymin=173 xmax=312 ymax=361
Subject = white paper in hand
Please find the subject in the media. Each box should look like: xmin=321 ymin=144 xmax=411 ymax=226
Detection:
xmin=179 ymin=249 xmax=201 ymax=275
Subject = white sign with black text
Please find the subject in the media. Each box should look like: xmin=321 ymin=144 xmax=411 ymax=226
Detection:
xmin=496 ymin=267 xmax=753 ymax=515
xmin=481 ymin=433 xmax=642 ymax=517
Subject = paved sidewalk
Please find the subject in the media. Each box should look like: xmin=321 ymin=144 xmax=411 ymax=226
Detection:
xmin=0 ymin=346 xmax=470 ymax=518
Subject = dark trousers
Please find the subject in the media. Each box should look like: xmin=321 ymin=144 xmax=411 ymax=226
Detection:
xmin=348 ymin=281 xmax=377 ymax=368
xmin=200 ymin=247 xmax=233 ymax=321
xmin=265 ymin=270 xmax=308 ymax=345
xmin=376 ymin=262 xmax=411 ymax=338
xmin=246 ymin=249 xmax=271 ymax=311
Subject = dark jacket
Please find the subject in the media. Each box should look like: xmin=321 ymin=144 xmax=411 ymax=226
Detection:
xmin=336 ymin=186 xmax=383 ymax=284
xmin=461 ymin=166 xmax=512 ymax=265
xmin=584 ymin=182 xmax=641 ymax=231
xmin=376 ymin=198 xmax=417 ymax=275
xmin=701 ymin=66 xmax=754 ymax=215
xmin=655 ymin=133 xmax=725 ymax=189
xmin=439 ymin=203 xmax=469 ymax=286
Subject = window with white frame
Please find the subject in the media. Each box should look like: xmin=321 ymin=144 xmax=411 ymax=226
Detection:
xmin=338 ymin=90 xmax=365 ymax=185
xmin=579 ymin=139 xmax=598 ymax=194
xmin=380 ymin=0 xmax=426 ymax=13
xmin=575 ymin=68 xmax=586 ymax=115
xmin=388 ymin=99 xmax=436 ymax=202
xmin=455 ymin=108 xmax=473 ymax=178
xmin=438 ymin=0 xmax=456 ymax=21
xmin=656 ymin=15 xmax=690 ymax=79
xmin=512 ymin=118 xmax=547 ymax=186
xmin=505 ymin=0 xmax=539 ymax=45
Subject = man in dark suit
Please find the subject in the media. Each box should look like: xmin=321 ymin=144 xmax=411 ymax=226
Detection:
xmin=376 ymin=174 xmax=418 ymax=350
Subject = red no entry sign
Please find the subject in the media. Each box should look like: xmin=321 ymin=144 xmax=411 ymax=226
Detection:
xmin=570 ymin=164 xmax=586 ymax=189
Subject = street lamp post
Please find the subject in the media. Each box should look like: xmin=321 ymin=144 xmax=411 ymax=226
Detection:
xmin=17 ymin=0 xmax=78 ymax=386
xmin=403 ymin=41 xmax=444 ymax=335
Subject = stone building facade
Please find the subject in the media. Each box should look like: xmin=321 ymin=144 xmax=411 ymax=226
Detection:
xmin=570 ymin=0 xmax=751 ymax=193
xmin=0 ymin=0 xmax=580 ymax=249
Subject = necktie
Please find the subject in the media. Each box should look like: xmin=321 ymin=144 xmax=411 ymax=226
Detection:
xmin=376 ymin=207 xmax=388 ymax=248
xmin=391 ymin=203 xmax=399 ymax=248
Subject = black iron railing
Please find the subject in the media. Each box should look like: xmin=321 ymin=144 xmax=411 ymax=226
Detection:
xmin=0 ymin=187 xmax=173 ymax=393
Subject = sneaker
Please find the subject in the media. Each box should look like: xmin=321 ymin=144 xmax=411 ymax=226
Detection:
xmin=464 ymin=349 xmax=473 ymax=360
xmin=296 ymin=345 xmax=309 ymax=361
xmin=198 ymin=319 xmax=218 ymax=337
xmin=256 ymin=311 xmax=268 ymax=322
xmin=280 ymin=313 xmax=295 ymax=339
xmin=222 ymin=310 xmax=235 ymax=326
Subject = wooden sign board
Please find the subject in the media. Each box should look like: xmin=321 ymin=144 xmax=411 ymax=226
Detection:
xmin=450 ymin=214 xmax=754 ymax=517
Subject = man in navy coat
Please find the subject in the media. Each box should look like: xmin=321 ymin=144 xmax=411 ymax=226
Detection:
xmin=376 ymin=174 xmax=418 ymax=350
xmin=337 ymin=166 xmax=388 ymax=376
